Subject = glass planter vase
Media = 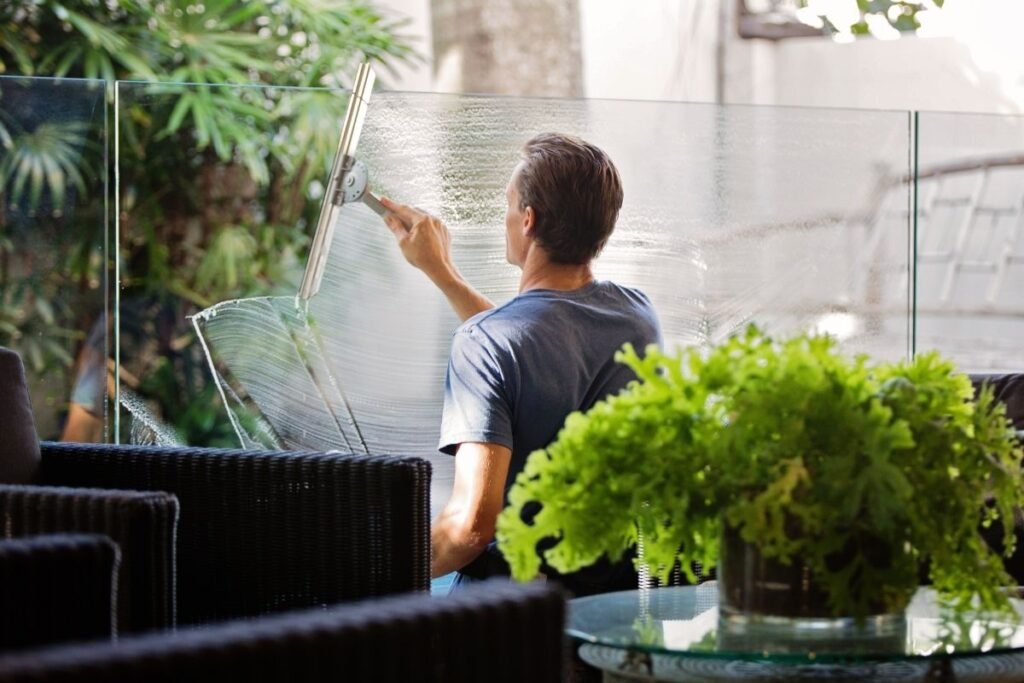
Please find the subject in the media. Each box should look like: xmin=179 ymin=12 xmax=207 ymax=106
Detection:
xmin=716 ymin=525 xmax=908 ymax=654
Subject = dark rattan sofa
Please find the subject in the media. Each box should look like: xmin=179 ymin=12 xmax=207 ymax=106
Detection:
xmin=2 ymin=343 xmax=431 ymax=639
xmin=2 ymin=443 xmax=431 ymax=634
xmin=0 ymin=580 xmax=567 ymax=683
xmin=0 ymin=534 xmax=119 ymax=652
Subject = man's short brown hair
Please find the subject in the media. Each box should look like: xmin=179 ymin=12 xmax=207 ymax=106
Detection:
xmin=515 ymin=133 xmax=624 ymax=265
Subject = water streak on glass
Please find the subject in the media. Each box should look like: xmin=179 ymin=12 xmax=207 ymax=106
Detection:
xmin=119 ymin=388 xmax=184 ymax=446
xmin=186 ymin=93 xmax=912 ymax=516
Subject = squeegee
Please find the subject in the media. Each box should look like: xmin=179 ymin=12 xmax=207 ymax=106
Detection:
xmin=299 ymin=63 xmax=387 ymax=300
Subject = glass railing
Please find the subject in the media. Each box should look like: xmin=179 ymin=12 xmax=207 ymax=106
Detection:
xmin=8 ymin=74 xmax=1022 ymax=474
xmin=111 ymin=83 xmax=916 ymax=520
xmin=112 ymin=80 xmax=348 ymax=447
xmin=0 ymin=76 xmax=109 ymax=443
xmin=914 ymin=111 xmax=1024 ymax=372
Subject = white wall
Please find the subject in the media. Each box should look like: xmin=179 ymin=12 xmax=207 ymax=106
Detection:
xmin=376 ymin=0 xmax=1024 ymax=114
xmin=578 ymin=1 xmax=720 ymax=102
xmin=763 ymin=35 xmax=1023 ymax=114
xmin=378 ymin=0 xmax=730 ymax=102
xmin=581 ymin=0 xmax=1024 ymax=115
xmin=741 ymin=0 xmax=1024 ymax=114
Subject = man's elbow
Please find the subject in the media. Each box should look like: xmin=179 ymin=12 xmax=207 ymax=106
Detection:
xmin=451 ymin=518 xmax=497 ymax=552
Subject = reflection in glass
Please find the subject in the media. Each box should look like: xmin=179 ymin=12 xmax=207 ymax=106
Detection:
xmin=0 ymin=76 xmax=108 ymax=442
xmin=115 ymin=81 xmax=352 ymax=446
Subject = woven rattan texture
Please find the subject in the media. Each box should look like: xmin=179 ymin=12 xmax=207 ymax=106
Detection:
xmin=0 ymin=483 xmax=177 ymax=633
xmin=0 ymin=580 xmax=565 ymax=682
xmin=0 ymin=534 xmax=119 ymax=651
xmin=39 ymin=442 xmax=431 ymax=625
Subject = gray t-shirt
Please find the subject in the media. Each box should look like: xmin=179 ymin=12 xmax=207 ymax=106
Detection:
xmin=439 ymin=280 xmax=662 ymax=594
xmin=439 ymin=280 xmax=662 ymax=486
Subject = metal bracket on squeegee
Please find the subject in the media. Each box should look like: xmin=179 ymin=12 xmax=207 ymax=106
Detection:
xmin=299 ymin=63 xmax=387 ymax=301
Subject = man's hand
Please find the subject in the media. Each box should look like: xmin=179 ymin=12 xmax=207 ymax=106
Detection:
xmin=380 ymin=197 xmax=455 ymax=284
xmin=379 ymin=197 xmax=495 ymax=322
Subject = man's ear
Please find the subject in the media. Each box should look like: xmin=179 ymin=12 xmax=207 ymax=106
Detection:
xmin=523 ymin=205 xmax=536 ymax=236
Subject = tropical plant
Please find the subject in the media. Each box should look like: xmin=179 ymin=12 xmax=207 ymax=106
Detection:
xmin=497 ymin=326 xmax=1024 ymax=618
xmin=0 ymin=0 xmax=416 ymax=443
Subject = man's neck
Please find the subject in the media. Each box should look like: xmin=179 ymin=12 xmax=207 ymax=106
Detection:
xmin=517 ymin=248 xmax=594 ymax=293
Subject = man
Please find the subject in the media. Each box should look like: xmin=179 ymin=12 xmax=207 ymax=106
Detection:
xmin=380 ymin=133 xmax=661 ymax=595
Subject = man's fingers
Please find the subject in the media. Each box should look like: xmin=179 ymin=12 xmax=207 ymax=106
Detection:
xmin=380 ymin=196 xmax=422 ymax=224
xmin=383 ymin=213 xmax=409 ymax=237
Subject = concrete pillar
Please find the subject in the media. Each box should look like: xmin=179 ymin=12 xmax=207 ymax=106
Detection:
xmin=430 ymin=0 xmax=583 ymax=97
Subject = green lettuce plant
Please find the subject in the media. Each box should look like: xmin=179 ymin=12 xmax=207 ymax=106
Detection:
xmin=497 ymin=326 xmax=1024 ymax=618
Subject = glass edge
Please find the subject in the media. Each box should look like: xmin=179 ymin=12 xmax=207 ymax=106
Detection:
xmin=910 ymin=110 xmax=918 ymax=360
xmin=104 ymin=79 xmax=112 ymax=443
xmin=113 ymin=81 xmax=121 ymax=443
xmin=0 ymin=74 xmax=107 ymax=86
xmin=5 ymin=74 xmax=1024 ymax=119
xmin=574 ymin=636 xmax=1024 ymax=665
xmin=107 ymin=79 xmax=913 ymax=116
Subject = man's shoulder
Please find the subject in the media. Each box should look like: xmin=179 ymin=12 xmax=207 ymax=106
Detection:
xmin=449 ymin=302 xmax=524 ymax=362
xmin=453 ymin=281 xmax=659 ymax=348
xmin=598 ymin=280 xmax=655 ymax=306
xmin=459 ymin=281 xmax=655 ymax=330
xmin=457 ymin=299 xmax=525 ymax=336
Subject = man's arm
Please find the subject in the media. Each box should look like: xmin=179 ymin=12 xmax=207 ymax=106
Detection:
xmin=380 ymin=197 xmax=495 ymax=322
xmin=431 ymin=441 xmax=512 ymax=578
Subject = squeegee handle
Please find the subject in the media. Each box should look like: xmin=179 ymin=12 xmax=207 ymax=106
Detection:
xmin=362 ymin=191 xmax=388 ymax=218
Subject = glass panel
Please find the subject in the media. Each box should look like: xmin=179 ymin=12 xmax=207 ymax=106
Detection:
xmin=114 ymin=80 xmax=348 ymax=446
xmin=0 ymin=76 xmax=109 ymax=442
xmin=118 ymin=83 xmax=912 ymax=519
xmin=915 ymin=111 xmax=1024 ymax=372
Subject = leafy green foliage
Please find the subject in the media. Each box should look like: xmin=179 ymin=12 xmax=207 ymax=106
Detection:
xmin=497 ymin=326 xmax=1024 ymax=618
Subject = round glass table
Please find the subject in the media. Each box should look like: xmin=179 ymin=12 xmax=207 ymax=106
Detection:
xmin=567 ymin=582 xmax=1024 ymax=682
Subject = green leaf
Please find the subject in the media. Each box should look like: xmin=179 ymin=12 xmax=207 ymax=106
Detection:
xmin=890 ymin=13 xmax=922 ymax=32
xmin=164 ymin=93 xmax=193 ymax=135
xmin=59 ymin=6 xmax=128 ymax=52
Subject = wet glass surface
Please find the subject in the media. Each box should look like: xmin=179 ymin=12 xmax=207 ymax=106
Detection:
xmin=168 ymin=90 xmax=913 ymax=516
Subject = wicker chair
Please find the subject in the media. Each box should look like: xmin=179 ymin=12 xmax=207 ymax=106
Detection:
xmin=0 ymin=484 xmax=176 ymax=632
xmin=0 ymin=534 xmax=119 ymax=651
xmin=3 ymin=443 xmax=430 ymax=632
xmin=0 ymin=580 xmax=566 ymax=683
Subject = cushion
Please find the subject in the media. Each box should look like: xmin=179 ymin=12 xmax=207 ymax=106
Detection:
xmin=0 ymin=347 xmax=41 ymax=483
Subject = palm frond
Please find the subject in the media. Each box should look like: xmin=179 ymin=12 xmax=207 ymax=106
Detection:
xmin=0 ymin=22 xmax=38 ymax=75
xmin=0 ymin=121 xmax=92 ymax=210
